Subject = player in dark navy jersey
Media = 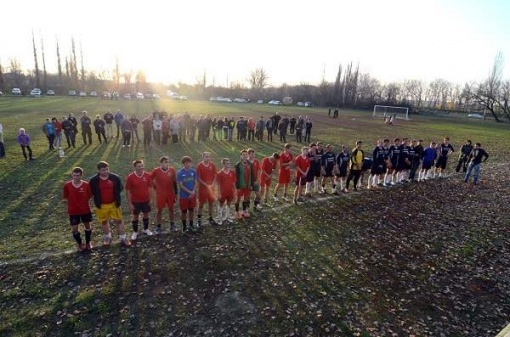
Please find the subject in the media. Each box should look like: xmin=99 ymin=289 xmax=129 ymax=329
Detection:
xmin=334 ymin=145 xmax=350 ymax=193
xmin=321 ymin=144 xmax=337 ymax=194
xmin=434 ymin=137 xmax=455 ymax=177
xmin=368 ymin=139 xmax=385 ymax=189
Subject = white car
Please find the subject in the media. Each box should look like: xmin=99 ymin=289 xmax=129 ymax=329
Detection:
xmin=234 ymin=98 xmax=248 ymax=103
xmin=47 ymin=89 xmax=55 ymax=96
xmin=257 ymin=99 xmax=264 ymax=104
xmin=79 ymin=91 xmax=87 ymax=97
xmin=268 ymin=100 xmax=282 ymax=105
xmin=123 ymin=93 xmax=132 ymax=100
xmin=30 ymin=88 xmax=42 ymax=97
xmin=90 ymin=91 xmax=98 ymax=97
xmin=136 ymin=92 xmax=144 ymax=100
xmin=297 ymin=102 xmax=304 ymax=107
xmin=12 ymin=88 xmax=22 ymax=95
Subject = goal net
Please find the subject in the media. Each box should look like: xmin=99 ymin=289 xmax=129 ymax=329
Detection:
xmin=373 ymin=105 xmax=409 ymax=120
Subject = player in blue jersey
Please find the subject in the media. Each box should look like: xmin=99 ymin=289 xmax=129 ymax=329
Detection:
xmin=177 ymin=156 xmax=198 ymax=232
xmin=419 ymin=141 xmax=437 ymax=181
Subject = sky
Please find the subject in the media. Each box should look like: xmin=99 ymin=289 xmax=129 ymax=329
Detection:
xmin=1 ymin=0 xmax=509 ymax=87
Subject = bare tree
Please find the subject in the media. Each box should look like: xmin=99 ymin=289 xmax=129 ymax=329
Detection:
xmin=10 ymin=58 xmax=23 ymax=87
xmin=123 ymin=70 xmax=133 ymax=92
xmin=249 ymin=68 xmax=269 ymax=98
xmin=56 ymin=38 xmax=63 ymax=87
xmin=467 ymin=52 xmax=504 ymax=121
xmin=40 ymin=36 xmax=47 ymax=91
xmin=80 ymin=42 xmax=86 ymax=87
xmin=382 ymin=82 xmax=401 ymax=104
xmin=71 ymin=37 xmax=79 ymax=86
xmin=0 ymin=61 xmax=4 ymax=91
xmin=500 ymin=80 xmax=510 ymax=120
xmin=113 ymin=57 xmax=120 ymax=91
xmin=357 ymin=73 xmax=381 ymax=105
xmin=32 ymin=31 xmax=40 ymax=88
xmin=135 ymin=70 xmax=146 ymax=93
xmin=333 ymin=64 xmax=342 ymax=106
xmin=403 ymin=79 xmax=425 ymax=111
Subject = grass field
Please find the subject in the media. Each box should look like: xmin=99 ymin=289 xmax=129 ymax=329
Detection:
xmin=0 ymin=97 xmax=509 ymax=336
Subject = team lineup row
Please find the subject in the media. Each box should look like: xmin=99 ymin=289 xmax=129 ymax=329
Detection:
xmin=63 ymin=139 xmax=489 ymax=252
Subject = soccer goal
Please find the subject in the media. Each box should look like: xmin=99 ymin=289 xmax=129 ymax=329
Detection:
xmin=373 ymin=105 xmax=410 ymax=120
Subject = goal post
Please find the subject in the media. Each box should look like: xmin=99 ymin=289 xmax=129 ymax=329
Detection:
xmin=373 ymin=105 xmax=410 ymax=120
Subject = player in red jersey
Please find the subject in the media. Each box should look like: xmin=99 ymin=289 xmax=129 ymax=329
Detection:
xmin=63 ymin=167 xmax=93 ymax=252
xmin=260 ymin=152 xmax=280 ymax=204
xmin=293 ymin=147 xmax=310 ymax=204
xmin=247 ymin=148 xmax=263 ymax=211
xmin=196 ymin=152 xmax=218 ymax=228
xmin=216 ymin=158 xmax=237 ymax=224
xmin=151 ymin=156 xmax=178 ymax=233
xmin=125 ymin=159 xmax=153 ymax=241
xmin=273 ymin=143 xmax=293 ymax=202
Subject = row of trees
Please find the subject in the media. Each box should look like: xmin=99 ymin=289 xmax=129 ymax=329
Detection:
xmin=0 ymin=35 xmax=508 ymax=122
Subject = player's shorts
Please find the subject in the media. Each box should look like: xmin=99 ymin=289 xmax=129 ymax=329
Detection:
xmin=370 ymin=164 xmax=385 ymax=175
xmin=219 ymin=193 xmax=234 ymax=204
xmin=336 ymin=166 xmax=348 ymax=178
xmin=69 ymin=212 xmax=92 ymax=226
xmin=236 ymin=188 xmax=251 ymax=201
xmin=132 ymin=201 xmax=151 ymax=215
xmin=324 ymin=168 xmax=334 ymax=177
xmin=179 ymin=197 xmax=196 ymax=211
xmin=390 ymin=160 xmax=399 ymax=170
xmin=362 ymin=158 xmax=373 ymax=171
xmin=198 ymin=187 xmax=216 ymax=203
xmin=95 ymin=202 xmax=122 ymax=223
xmin=156 ymin=193 xmax=175 ymax=210
xmin=295 ymin=175 xmax=307 ymax=186
xmin=306 ymin=169 xmax=316 ymax=182
xmin=422 ymin=159 xmax=434 ymax=170
xmin=396 ymin=162 xmax=407 ymax=172
xmin=435 ymin=156 xmax=448 ymax=169
xmin=260 ymin=177 xmax=272 ymax=188
xmin=278 ymin=169 xmax=291 ymax=184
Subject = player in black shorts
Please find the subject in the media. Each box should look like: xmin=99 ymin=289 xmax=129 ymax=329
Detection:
xmin=334 ymin=145 xmax=350 ymax=193
xmin=368 ymin=139 xmax=385 ymax=189
xmin=435 ymin=137 xmax=455 ymax=178
xmin=321 ymin=144 xmax=336 ymax=194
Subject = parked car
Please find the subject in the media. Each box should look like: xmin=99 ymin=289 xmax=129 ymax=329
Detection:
xmin=30 ymin=88 xmax=42 ymax=97
xmin=152 ymin=94 xmax=160 ymax=99
xmin=79 ymin=91 xmax=87 ymax=97
xmin=144 ymin=93 xmax=153 ymax=99
xmin=47 ymin=89 xmax=55 ymax=96
xmin=297 ymin=102 xmax=304 ymax=107
xmin=0 ymin=91 xmax=3 ymax=96
xmin=90 ymin=91 xmax=98 ymax=97
xmin=12 ymin=88 xmax=22 ymax=96
xmin=234 ymin=98 xmax=249 ymax=103
xmin=69 ymin=90 xmax=77 ymax=96
xmin=136 ymin=92 xmax=144 ymax=100
xmin=268 ymin=100 xmax=282 ymax=105
xmin=178 ymin=95 xmax=188 ymax=101
xmin=304 ymin=101 xmax=314 ymax=107
xmin=257 ymin=99 xmax=264 ymax=104
xmin=123 ymin=93 xmax=132 ymax=100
